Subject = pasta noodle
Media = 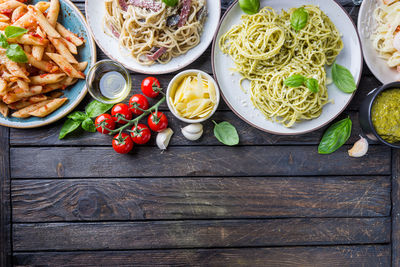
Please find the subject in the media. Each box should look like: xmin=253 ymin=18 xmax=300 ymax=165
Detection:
xmin=219 ymin=6 xmax=343 ymax=127
xmin=104 ymin=0 xmax=207 ymax=65
xmin=372 ymin=1 xmax=400 ymax=69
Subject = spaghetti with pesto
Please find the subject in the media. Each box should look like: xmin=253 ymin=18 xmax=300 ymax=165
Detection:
xmin=219 ymin=5 xmax=343 ymax=127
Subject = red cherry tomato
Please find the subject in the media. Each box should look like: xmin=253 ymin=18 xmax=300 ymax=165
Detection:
xmin=131 ymin=123 xmax=151 ymax=145
xmin=111 ymin=103 xmax=133 ymax=124
xmin=148 ymin=111 xmax=168 ymax=132
xmin=112 ymin=133 xmax=134 ymax=154
xmin=129 ymin=94 xmax=149 ymax=115
xmin=141 ymin=77 xmax=161 ymax=98
xmin=95 ymin=114 xmax=116 ymax=134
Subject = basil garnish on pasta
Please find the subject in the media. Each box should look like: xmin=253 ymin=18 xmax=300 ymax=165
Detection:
xmin=291 ymin=7 xmax=309 ymax=32
xmin=284 ymin=74 xmax=305 ymax=87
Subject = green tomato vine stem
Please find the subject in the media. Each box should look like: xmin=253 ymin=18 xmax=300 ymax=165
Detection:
xmin=107 ymin=95 xmax=166 ymax=136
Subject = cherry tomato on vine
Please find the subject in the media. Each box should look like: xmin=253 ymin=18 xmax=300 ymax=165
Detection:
xmin=131 ymin=123 xmax=151 ymax=145
xmin=129 ymin=94 xmax=149 ymax=115
xmin=141 ymin=77 xmax=161 ymax=98
xmin=148 ymin=111 xmax=168 ymax=132
xmin=111 ymin=103 xmax=132 ymax=124
xmin=95 ymin=114 xmax=116 ymax=134
xmin=112 ymin=133 xmax=134 ymax=154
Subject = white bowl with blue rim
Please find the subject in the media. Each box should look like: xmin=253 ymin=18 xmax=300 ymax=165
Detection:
xmin=0 ymin=0 xmax=96 ymax=129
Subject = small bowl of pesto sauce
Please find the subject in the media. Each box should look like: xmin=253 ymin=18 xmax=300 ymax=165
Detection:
xmin=360 ymin=82 xmax=400 ymax=148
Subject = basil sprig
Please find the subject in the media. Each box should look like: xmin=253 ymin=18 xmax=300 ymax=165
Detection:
xmin=85 ymin=100 xmax=114 ymax=118
xmin=239 ymin=0 xmax=260 ymax=15
xmin=213 ymin=121 xmax=239 ymax=146
xmin=59 ymin=101 xmax=113 ymax=139
xmin=318 ymin=117 xmax=352 ymax=154
xmin=284 ymin=74 xmax=304 ymax=87
xmin=305 ymin=78 xmax=319 ymax=93
xmin=332 ymin=62 xmax=356 ymax=93
xmin=5 ymin=26 xmax=28 ymax=38
xmin=6 ymin=44 xmax=27 ymax=63
xmin=0 ymin=26 xmax=28 ymax=63
xmin=162 ymin=0 xmax=178 ymax=7
xmin=284 ymin=74 xmax=319 ymax=93
xmin=291 ymin=7 xmax=309 ymax=32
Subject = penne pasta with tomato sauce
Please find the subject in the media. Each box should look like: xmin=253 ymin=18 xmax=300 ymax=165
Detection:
xmin=0 ymin=0 xmax=86 ymax=118
xmin=0 ymin=0 xmax=86 ymax=119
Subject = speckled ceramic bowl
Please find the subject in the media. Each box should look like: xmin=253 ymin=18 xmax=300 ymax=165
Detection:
xmin=0 ymin=0 xmax=96 ymax=128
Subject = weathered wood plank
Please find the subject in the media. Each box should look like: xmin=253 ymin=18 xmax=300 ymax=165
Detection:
xmin=393 ymin=149 xmax=400 ymax=267
xmin=10 ymin=145 xmax=391 ymax=178
xmin=13 ymin=218 xmax=390 ymax=251
xmin=12 ymin=176 xmax=390 ymax=222
xmin=10 ymin=112 xmax=371 ymax=147
xmin=0 ymin=126 xmax=11 ymax=267
xmin=13 ymin=245 xmax=390 ymax=267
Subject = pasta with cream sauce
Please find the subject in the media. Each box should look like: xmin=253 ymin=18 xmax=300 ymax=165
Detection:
xmin=104 ymin=0 xmax=207 ymax=65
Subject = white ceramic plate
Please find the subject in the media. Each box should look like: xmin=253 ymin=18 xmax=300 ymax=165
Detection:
xmin=358 ymin=0 xmax=399 ymax=84
xmin=85 ymin=0 xmax=220 ymax=74
xmin=212 ymin=0 xmax=363 ymax=135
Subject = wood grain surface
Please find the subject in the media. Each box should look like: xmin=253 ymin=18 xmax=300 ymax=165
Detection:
xmin=10 ymin=145 xmax=391 ymax=178
xmin=13 ymin=218 xmax=390 ymax=251
xmin=393 ymin=149 xmax=400 ymax=267
xmin=12 ymin=176 xmax=390 ymax=222
xmin=13 ymin=245 xmax=390 ymax=267
xmin=0 ymin=127 xmax=11 ymax=266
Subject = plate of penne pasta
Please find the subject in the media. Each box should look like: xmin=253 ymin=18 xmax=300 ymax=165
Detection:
xmin=0 ymin=0 xmax=96 ymax=128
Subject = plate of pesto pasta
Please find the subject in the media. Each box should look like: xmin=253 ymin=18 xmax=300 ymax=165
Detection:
xmin=212 ymin=0 xmax=363 ymax=135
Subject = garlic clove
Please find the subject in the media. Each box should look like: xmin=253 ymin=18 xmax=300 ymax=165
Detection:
xmin=182 ymin=123 xmax=203 ymax=135
xmin=181 ymin=123 xmax=203 ymax=141
xmin=156 ymin=128 xmax=174 ymax=150
xmin=348 ymin=136 xmax=369 ymax=158
xmin=182 ymin=128 xmax=203 ymax=141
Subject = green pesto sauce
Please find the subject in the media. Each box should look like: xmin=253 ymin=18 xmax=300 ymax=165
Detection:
xmin=371 ymin=88 xmax=400 ymax=144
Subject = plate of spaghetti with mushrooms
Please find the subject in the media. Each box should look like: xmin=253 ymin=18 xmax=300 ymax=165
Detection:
xmin=85 ymin=0 xmax=220 ymax=74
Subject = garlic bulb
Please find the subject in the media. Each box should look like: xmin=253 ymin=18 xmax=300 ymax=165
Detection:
xmin=181 ymin=123 xmax=203 ymax=141
xmin=348 ymin=136 xmax=369 ymax=158
xmin=156 ymin=128 xmax=174 ymax=150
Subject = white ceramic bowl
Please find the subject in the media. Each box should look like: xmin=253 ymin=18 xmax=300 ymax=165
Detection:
xmin=167 ymin=70 xmax=220 ymax=123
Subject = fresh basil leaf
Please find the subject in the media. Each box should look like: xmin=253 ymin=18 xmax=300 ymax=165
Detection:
xmin=332 ymin=63 xmax=356 ymax=93
xmin=305 ymin=78 xmax=319 ymax=93
xmin=318 ymin=117 xmax=352 ymax=154
xmin=5 ymin=26 xmax=28 ymax=38
xmin=0 ymin=34 xmax=8 ymax=49
xmin=239 ymin=0 xmax=260 ymax=15
xmin=284 ymin=74 xmax=305 ymax=87
xmin=162 ymin=0 xmax=178 ymax=6
xmin=291 ymin=7 xmax=308 ymax=32
xmin=213 ymin=121 xmax=239 ymax=146
xmin=6 ymin=44 xmax=27 ymax=63
xmin=68 ymin=111 xmax=87 ymax=122
xmin=59 ymin=119 xmax=82 ymax=139
xmin=85 ymin=100 xmax=113 ymax=118
xmin=82 ymin=118 xmax=96 ymax=132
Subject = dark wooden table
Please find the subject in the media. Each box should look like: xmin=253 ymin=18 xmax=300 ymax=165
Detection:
xmin=1 ymin=0 xmax=399 ymax=266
